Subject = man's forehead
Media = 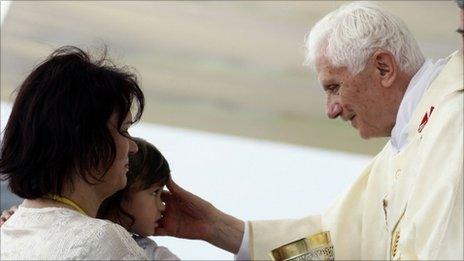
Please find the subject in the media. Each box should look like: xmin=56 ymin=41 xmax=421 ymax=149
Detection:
xmin=316 ymin=64 xmax=338 ymax=83
xmin=315 ymin=55 xmax=331 ymax=70
xmin=316 ymin=57 xmax=348 ymax=82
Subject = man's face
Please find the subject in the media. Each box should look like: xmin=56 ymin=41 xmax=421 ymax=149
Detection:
xmin=316 ymin=55 xmax=394 ymax=139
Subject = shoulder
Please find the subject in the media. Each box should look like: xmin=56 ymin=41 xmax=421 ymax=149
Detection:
xmin=77 ymin=221 xmax=148 ymax=260
xmin=422 ymin=90 xmax=462 ymax=139
xmin=133 ymin=235 xmax=158 ymax=249
xmin=40 ymin=210 xmax=148 ymax=260
xmin=1 ymin=207 xmax=147 ymax=260
xmin=410 ymin=52 xmax=462 ymax=136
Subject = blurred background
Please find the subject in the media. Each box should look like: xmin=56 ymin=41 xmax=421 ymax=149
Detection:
xmin=0 ymin=1 xmax=460 ymax=259
xmin=2 ymin=1 xmax=458 ymax=155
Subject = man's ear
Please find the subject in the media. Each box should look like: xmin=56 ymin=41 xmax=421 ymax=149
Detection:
xmin=373 ymin=50 xmax=397 ymax=88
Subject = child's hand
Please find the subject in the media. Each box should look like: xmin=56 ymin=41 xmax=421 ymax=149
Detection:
xmin=0 ymin=205 xmax=18 ymax=226
xmin=155 ymin=178 xmax=244 ymax=254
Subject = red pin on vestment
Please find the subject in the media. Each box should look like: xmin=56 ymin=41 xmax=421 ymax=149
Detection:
xmin=418 ymin=106 xmax=435 ymax=133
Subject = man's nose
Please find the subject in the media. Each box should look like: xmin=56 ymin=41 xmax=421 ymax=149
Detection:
xmin=326 ymin=98 xmax=342 ymax=119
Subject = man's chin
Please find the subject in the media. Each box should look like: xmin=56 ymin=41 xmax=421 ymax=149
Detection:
xmin=358 ymin=128 xmax=388 ymax=139
xmin=357 ymin=128 xmax=372 ymax=140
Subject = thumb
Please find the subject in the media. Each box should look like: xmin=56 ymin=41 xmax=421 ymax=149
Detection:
xmin=166 ymin=178 xmax=186 ymax=195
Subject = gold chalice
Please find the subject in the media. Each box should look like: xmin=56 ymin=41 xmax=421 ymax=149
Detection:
xmin=269 ymin=231 xmax=334 ymax=261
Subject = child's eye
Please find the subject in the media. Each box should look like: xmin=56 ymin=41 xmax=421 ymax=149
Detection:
xmin=151 ymin=189 xmax=161 ymax=196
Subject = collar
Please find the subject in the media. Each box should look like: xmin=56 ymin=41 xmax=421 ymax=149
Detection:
xmin=389 ymin=57 xmax=447 ymax=154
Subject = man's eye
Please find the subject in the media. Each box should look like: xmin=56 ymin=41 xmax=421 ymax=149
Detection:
xmin=328 ymin=85 xmax=340 ymax=94
xmin=152 ymin=189 xmax=161 ymax=196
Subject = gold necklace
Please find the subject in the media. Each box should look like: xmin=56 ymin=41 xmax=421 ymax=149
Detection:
xmin=46 ymin=194 xmax=87 ymax=216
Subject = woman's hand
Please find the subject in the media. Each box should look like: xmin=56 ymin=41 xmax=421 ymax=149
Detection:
xmin=0 ymin=205 xmax=18 ymax=226
xmin=155 ymin=179 xmax=245 ymax=254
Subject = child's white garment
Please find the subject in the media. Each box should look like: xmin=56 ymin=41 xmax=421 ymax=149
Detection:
xmin=133 ymin=234 xmax=180 ymax=260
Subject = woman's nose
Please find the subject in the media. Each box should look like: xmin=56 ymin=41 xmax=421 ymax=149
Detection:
xmin=128 ymin=138 xmax=138 ymax=155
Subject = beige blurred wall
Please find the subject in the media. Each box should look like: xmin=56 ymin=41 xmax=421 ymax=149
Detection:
xmin=1 ymin=1 xmax=459 ymax=155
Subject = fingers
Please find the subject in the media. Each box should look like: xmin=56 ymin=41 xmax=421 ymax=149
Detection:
xmin=160 ymin=190 xmax=172 ymax=202
xmin=166 ymin=178 xmax=177 ymax=192
xmin=1 ymin=210 xmax=12 ymax=219
xmin=0 ymin=211 xmax=11 ymax=226
xmin=0 ymin=205 xmax=17 ymax=226
xmin=166 ymin=178 xmax=187 ymax=195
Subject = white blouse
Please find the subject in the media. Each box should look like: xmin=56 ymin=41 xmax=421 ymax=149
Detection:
xmin=0 ymin=206 xmax=148 ymax=260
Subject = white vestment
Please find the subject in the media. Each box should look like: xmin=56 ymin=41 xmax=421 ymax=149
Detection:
xmin=0 ymin=206 xmax=149 ymax=260
xmin=242 ymin=51 xmax=463 ymax=260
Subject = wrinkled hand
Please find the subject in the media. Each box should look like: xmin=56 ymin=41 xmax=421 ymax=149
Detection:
xmin=155 ymin=178 xmax=216 ymax=240
xmin=155 ymin=179 xmax=244 ymax=254
xmin=0 ymin=205 xmax=18 ymax=226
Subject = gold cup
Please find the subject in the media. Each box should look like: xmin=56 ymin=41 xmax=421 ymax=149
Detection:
xmin=269 ymin=231 xmax=334 ymax=261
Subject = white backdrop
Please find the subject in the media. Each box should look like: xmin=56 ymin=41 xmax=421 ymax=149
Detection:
xmin=1 ymin=102 xmax=372 ymax=259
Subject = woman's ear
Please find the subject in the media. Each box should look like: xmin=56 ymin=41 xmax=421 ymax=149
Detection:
xmin=373 ymin=50 xmax=397 ymax=88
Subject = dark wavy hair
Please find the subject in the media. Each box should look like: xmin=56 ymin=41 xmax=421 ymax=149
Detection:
xmin=0 ymin=46 xmax=144 ymax=199
xmin=97 ymin=137 xmax=170 ymax=228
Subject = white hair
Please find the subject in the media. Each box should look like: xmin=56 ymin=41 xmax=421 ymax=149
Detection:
xmin=305 ymin=1 xmax=425 ymax=75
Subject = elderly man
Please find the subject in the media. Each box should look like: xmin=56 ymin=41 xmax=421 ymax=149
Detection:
xmin=161 ymin=2 xmax=464 ymax=260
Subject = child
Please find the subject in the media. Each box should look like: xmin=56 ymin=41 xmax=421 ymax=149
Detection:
xmin=97 ymin=137 xmax=179 ymax=260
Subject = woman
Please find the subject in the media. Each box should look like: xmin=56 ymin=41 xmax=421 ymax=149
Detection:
xmin=0 ymin=46 xmax=148 ymax=259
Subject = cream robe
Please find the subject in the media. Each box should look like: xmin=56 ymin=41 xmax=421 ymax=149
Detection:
xmin=248 ymin=52 xmax=463 ymax=260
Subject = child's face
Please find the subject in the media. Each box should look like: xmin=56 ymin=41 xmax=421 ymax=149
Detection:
xmin=122 ymin=183 xmax=165 ymax=237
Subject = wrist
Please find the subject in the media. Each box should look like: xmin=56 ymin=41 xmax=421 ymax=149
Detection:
xmin=207 ymin=211 xmax=245 ymax=254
